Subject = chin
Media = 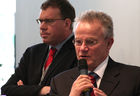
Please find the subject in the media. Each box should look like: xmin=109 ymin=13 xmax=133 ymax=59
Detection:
xmin=43 ymin=40 xmax=49 ymax=43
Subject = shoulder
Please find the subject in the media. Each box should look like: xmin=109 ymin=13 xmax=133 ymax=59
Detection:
xmin=106 ymin=57 xmax=140 ymax=78
xmin=118 ymin=64 xmax=140 ymax=86
xmin=62 ymin=36 xmax=75 ymax=49
xmin=20 ymin=43 xmax=48 ymax=57
xmin=27 ymin=43 xmax=48 ymax=50
xmin=108 ymin=58 xmax=140 ymax=76
xmin=120 ymin=64 xmax=140 ymax=75
xmin=108 ymin=57 xmax=140 ymax=70
xmin=113 ymin=59 xmax=140 ymax=72
xmin=53 ymin=67 xmax=79 ymax=80
xmin=24 ymin=43 xmax=48 ymax=52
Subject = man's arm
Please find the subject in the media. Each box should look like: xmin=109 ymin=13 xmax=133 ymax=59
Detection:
xmin=1 ymin=80 xmax=44 ymax=96
xmin=1 ymin=47 xmax=45 ymax=96
xmin=17 ymin=80 xmax=50 ymax=95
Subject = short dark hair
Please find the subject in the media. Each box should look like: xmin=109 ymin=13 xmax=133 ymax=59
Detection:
xmin=41 ymin=0 xmax=75 ymax=29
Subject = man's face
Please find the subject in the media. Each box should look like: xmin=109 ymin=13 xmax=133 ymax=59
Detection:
xmin=74 ymin=20 xmax=113 ymax=71
xmin=39 ymin=7 xmax=67 ymax=46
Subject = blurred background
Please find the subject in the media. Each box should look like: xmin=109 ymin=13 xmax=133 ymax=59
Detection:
xmin=0 ymin=0 xmax=140 ymax=93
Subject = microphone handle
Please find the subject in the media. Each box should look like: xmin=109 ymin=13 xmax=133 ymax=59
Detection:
xmin=84 ymin=91 xmax=90 ymax=96
xmin=80 ymin=69 xmax=91 ymax=96
xmin=80 ymin=69 xmax=88 ymax=75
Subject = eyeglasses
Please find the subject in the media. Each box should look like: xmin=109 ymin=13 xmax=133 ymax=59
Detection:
xmin=73 ymin=39 xmax=98 ymax=47
xmin=36 ymin=18 xmax=65 ymax=25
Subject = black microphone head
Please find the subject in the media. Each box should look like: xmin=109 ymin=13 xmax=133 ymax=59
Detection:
xmin=78 ymin=59 xmax=88 ymax=75
xmin=78 ymin=59 xmax=88 ymax=70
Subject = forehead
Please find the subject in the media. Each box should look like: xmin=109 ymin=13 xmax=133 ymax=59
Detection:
xmin=75 ymin=21 xmax=104 ymax=38
xmin=39 ymin=7 xmax=61 ymax=19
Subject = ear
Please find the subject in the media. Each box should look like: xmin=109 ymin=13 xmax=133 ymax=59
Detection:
xmin=107 ymin=37 xmax=114 ymax=50
xmin=64 ymin=18 xmax=71 ymax=29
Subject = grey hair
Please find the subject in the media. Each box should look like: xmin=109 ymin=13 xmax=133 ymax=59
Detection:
xmin=76 ymin=10 xmax=114 ymax=39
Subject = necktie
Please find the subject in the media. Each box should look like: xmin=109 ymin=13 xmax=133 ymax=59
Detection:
xmin=88 ymin=72 xmax=99 ymax=96
xmin=44 ymin=47 xmax=57 ymax=70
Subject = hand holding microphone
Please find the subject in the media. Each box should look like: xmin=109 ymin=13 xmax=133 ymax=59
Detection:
xmin=78 ymin=59 xmax=92 ymax=96
xmin=69 ymin=59 xmax=93 ymax=96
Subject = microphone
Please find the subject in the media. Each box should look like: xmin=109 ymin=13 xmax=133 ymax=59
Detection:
xmin=78 ymin=59 xmax=88 ymax=75
xmin=78 ymin=59 xmax=90 ymax=96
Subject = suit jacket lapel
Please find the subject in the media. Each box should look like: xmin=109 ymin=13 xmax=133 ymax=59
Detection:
xmin=42 ymin=36 xmax=76 ymax=84
xmin=39 ymin=45 xmax=49 ymax=68
xmin=70 ymin=67 xmax=80 ymax=79
xmin=46 ymin=36 xmax=75 ymax=75
xmin=99 ymin=57 xmax=120 ymax=95
xmin=27 ymin=44 xmax=49 ymax=84
xmin=68 ymin=67 xmax=80 ymax=91
xmin=36 ymin=44 xmax=49 ymax=83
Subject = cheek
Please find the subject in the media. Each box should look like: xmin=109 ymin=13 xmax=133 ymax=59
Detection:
xmin=95 ymin=46 xmax=108 ymax=59
xmin=75 ymin=47 xmax=80 ymax=57
xmin=90 ymin=45 xmax=100 ymax=54
xmin=90 ymin=45 xmax=106 ymax=58
xmin=89 ymin=49 xmax=99 ymax=62
xmin=54 ymin=26 xmax=65 ymax=36
xmin=49 ymin=27 xmax=61 ymax=37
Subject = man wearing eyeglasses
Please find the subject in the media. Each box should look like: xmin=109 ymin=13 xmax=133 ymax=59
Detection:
xmin=1 ymin=0 xmax=77 ymax=96
xmin=50 ymin=10 xmax=140 ymax=96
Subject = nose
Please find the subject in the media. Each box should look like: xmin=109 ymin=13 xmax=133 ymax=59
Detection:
xmin=79 ymin=42 xmax=89 ymax=51
xmin=40 ymin=22 xmax=48 ymax=30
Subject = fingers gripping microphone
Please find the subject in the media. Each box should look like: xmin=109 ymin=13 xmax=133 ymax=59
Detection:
xmin=78 ymin=59 xmax=90 ymax=96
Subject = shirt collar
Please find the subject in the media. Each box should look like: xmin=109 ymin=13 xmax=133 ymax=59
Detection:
xmin=93 ymin=56 xmax=109 ymax=79
xmin=50 ymin=32 xmax=74 ymax=51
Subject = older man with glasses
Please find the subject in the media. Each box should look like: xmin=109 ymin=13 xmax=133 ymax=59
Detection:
xmin=50 ymin=10 xmax=140 ymax=96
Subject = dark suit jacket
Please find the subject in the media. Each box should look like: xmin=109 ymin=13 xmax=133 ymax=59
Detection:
xmin=50 ymin=57 xmax=140 ymax=96
xmin=1 ymin=36 xmax=77 ymax=96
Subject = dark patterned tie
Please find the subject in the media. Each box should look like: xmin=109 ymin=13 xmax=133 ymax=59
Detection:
xmin=88 ymin=72 xmax=99 ymax=96
xmin=44 ymin=47 xmax=57 ymax=70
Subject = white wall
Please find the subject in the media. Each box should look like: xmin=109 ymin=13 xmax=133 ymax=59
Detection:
xmin=16 ymin=0 xmax=140 ymax=66
xmin=15 ymin=0 xmax=44 ymax=66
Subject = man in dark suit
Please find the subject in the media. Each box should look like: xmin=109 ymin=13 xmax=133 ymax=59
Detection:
xmin=1 ymin=0 xmax=77 ymax=96
xmin=50 ymin=10 xmax=140 ymax=96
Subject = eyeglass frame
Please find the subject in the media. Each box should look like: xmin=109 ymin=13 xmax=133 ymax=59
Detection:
xmin=36 ymin=18 xmax=65 ymax=25
xmin=72 ymin=38 xmax=98 ymax=47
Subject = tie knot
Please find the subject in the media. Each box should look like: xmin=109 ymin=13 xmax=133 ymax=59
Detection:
xmin=50 ymin=47 xmax=57 ymax=56
xmin=89 ymin=72 xmax=99 ymax=79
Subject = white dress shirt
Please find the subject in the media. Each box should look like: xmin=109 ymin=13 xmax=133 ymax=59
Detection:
xmin=93 ymin=56 xmax=109 ymax=88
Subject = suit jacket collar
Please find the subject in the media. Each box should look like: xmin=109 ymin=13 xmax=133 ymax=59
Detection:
xmin=71 ymin=67 xmax=80 ymax=79
xmin=99 ymin=57 xmax=120 ymax=95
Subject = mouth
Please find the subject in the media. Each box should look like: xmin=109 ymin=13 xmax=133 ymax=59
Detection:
xmin=41 ymin=34 xmax=49 ymax=38
xmin=79 ymin=55 xmax=89 ymax=60
xmin=40 ymin=32 xmax=50 ymax=38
